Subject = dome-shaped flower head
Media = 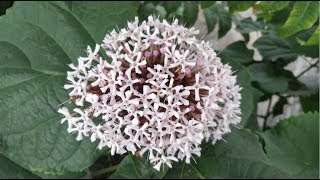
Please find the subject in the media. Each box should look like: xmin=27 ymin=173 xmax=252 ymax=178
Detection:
xmin=58 ymin=15 xmax=242 ymax=171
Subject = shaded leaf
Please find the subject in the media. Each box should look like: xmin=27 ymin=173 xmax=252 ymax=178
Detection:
xmin=259 ymin=112 xmax=319 ymax=178
xmin=0 ymin=153 xmax=40 ymax=179
xmin=200 ymin=1 xmax=215 ymax=9
xmin=272 ymin=96 xmax=288 ymax=116
xmin=0 ymin=1 xmax=13 ymax=16
xmin=220 ymin=41 xmax=254 ymax=64
xmin=164 ymin=128 xmax=290 ymax=178
xmin=256 ymin=1 xmax=289 ymax=13
xmin=254 ymin=35 xmax=297 ymax=61
xmin=203 ymin=4 xmax=232 ymax=37
xmin=300 ymin=93 xmax=319 ymax=112
xmin=110 ymin=155 xmax=168 ymax=179
xmin=181 ymin=1 xmax=199 ymax=27
xmin=228 ymin=1 xmax=256 ymax=13
xmin=163 ymin=1 xmax=180 ymax=14
xmin=138 ymin=2 xmax=157 ymax=21
xmin=278 ymin=1 xmax=319 ymax=37
xmin=236 ymin=18 xmax=265 ymax=34
xmin=248 ymin=63 xmax=289 ymax=93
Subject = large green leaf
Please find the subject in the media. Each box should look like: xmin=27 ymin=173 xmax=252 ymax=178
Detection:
xmin=255 ymin=1 xmax=291 ymax=21
xmin=164 ymin=128 xmax=289 ymax=178
xmin=259 ymin=112 xmax=319 ymax=178
xmin=254 ymin=35 xmax=297 ymax=61
xmin=228 ymin=1 xmax=256 ymax=13
xmin=110 ymin=155 xmax=168 ymax=179
xmin=203 ymin=4 xmax=232 ymax=38
xmin=0 ymin=153 xmax=40 ymax=179
xmin=285 ymin=26 xmax=319 ymax=58
xmin=247 ymin=63 xmax=289 ymax=93
xmin=278 ymin=1 xmax=319 ymax=37
xmin=256 ymin=1 xmax=289 ymax=13
xmin=0 ymin=1 xmax=138 ymax=176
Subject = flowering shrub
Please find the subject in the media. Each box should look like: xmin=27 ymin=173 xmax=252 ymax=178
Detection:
xmin=0 ymin=1 xmax=318 ymax=179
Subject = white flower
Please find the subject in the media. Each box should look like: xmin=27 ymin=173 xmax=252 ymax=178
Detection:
xmin=58 ymin=15 xmax=242 ymax=171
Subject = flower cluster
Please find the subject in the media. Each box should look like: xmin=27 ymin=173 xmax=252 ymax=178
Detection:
xmin=58 ymin=16 xmax=242 ymax=171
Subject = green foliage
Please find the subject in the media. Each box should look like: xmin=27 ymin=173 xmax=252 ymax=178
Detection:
xmin=0 ymin=154 xmax=40 ymax=179
xmin=304 ymin=26 xmax=319 ymax=46
xmin=110 ymin=155 xmax=168 ymax=179
xmin=300 ymin=93 xmax=319 ymax=112
xmin=165 ymin=128 xmax=290 ymax=178
xmin=248 ymin=63 xmax=289 ymax=93
xmin=254 ymin=35 xmax=297 ymax=61
xmin=259 ymin=112 xmax=319 ymax=178
xmin=0 ymin=1 xmax=318 ymax=179
xmin=220 ymin=41 xmax=254 ymax=64
xmin=181 ymin=1 xmax=199 ymax=27
xmin=200 ymin=1 xmax=215 ymax=9
xmin=278 ymin=1 xmax=319 ymax=37
xmin=228 ymin=1 xmax=256 ymax=14
xmin=203 ymin=4 xmax=232 ymax=37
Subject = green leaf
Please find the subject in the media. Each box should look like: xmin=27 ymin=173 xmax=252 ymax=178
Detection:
xmin=164 ymin=128 xmax=290 ymax=178
xmin=163 ymin=1 xmax=181 ymax=14
xmin=256 ymin=1 xmax=291 ymax=21
xmin=0 ymin=1 xmax=138 ymax=175
xmin=259 ymin=112 xmax=319 ymax=178
xmin=254 ymin=35 xmax=297 ymax=61
xmin=304 ymin=26 xmax=319 ymax=46
xmin=236 ymin=18 xmax=265 ymax=34
xmin=278 ymin=1 xmax=319 ymax=37
xmin=203 ymin=4 xmax=232 ymax=38
xmin=228 ymin=1 xmax=256 ymax=13
xmin=300 ymin=93 xmax=319 ymax=112
xmin=256 ymin=1 xmax=289 ymax=13
xmin=110 ymin=155 xmax=168 ymax=179
xmin=220 ymin=41 xmax=254 ymax=64
xmin=200 ymin=1 xmax=215 ymax=9
xmin=138 ymin=2 xmax=156 ymax=21
xmin=181 ymin=1 xmax=199 ymax=27
xmin=248 ymin=63 xmax=289 ymax=93
xmin=0 ymin=153 xmax=40 ymax=179
xmin=285 ymin=26 xmax=319 ymax=58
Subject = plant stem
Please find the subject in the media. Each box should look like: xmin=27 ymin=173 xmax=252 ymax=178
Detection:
xmin=262 ymin=98 xmax=272 ymax=131
xmin=91 ymin=164 xmax=119 ymax=177
xmin=296 ymin=60 xmax=319 ymax=78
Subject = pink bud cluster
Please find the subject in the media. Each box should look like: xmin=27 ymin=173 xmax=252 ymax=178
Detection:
xmin=58 ymin=16 xmax=242 ymax=171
